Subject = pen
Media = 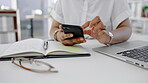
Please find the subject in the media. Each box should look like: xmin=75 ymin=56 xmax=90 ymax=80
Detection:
xmin=43 ymin=39 xmax=54 ymax=50
xmin=43 ymin=40 xmax=48 ymax=50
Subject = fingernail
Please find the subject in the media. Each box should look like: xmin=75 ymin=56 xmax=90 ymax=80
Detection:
xmin=93 ymin=31 xmax=95 ymax=33
xmin=83 ymin=40 xmax=86 ymax=43
xmin=89 ymin=22 xmax=91 ymax=27
xmin=92 ymin=27 xmax=94 ymax=30
xmin=70 ymin=34 xmax=73 ymax=37
xmin=80 ymin=38 xmax=84 ymax=41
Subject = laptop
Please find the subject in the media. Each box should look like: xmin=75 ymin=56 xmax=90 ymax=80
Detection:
xmin=92 ymin=40 xmax=148 ymax=69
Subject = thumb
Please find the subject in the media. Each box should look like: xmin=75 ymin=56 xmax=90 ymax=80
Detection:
xmin=59 ymin=25 xmax=63 ymax=32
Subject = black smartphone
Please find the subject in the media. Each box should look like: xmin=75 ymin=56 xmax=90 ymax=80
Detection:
xmin=61 ymin=24 xmax=84 ymax=38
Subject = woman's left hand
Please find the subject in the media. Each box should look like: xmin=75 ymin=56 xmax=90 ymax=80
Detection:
xmin=82 ymin=16 xmax=111 ymax=44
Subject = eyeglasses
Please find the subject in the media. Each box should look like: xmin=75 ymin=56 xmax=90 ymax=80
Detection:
xmin=11 ymin=57 xmax=58 ymax=73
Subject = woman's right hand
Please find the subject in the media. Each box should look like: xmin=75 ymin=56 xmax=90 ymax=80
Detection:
xmin=56 ymin=25 xmax=86 ymax=46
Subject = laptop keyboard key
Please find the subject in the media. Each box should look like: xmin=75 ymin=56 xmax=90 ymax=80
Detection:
xmin=144 ymin=59 xmax=148 ymax=62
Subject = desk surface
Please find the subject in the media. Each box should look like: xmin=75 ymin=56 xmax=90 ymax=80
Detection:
xmin=0 ymin=33 xmax=148 ymax=83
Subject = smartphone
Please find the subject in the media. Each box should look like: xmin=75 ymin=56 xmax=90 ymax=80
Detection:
xmin=61 ymin=24 xmax=84 ymax=39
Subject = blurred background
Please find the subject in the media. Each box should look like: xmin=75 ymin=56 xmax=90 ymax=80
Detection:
xmin=0 ymin=0 xmax=148 ymax=44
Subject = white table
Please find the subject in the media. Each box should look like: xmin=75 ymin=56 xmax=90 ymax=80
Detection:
xmin=0 ymin=33 xmax=148 ymax=83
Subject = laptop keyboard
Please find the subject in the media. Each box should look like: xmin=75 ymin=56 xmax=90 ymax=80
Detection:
xmin=117 ymin=46 xmax=148 ymax=62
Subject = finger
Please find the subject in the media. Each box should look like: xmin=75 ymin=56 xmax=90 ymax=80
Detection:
xmin=89 ymin=16 xmax=101 ymax=28
xmin=84 ymin=28 xmax=97 ymax=38
xmin=93 ymin=22 xmax=106 ymax=34
xmin=61 ymin=33 xmax=73 ymax=40
xmin=62 ymin=37 xmax=85 ymax=46
xmin=82 ymin=21 xmax=90 ymax=30
xmin=97 ymin=30 xmax=110 ymax=44
xmin=98 ymin=30 xmax=106 ymax=36
xmin=61 ymin=40 xmax=74 ymax=46
xmin=90 ymin=30 xmax=98 ymax=39
xmin=59 ymin=25 xmax=63 ymax=32
xmin=91 ymin=28 xmax=106 ymax=39
xmin=97 ymin=30 xmax=109 ymax=40
xmin=72 ymin=37 xmax=86 ymax=44
xmin=83 ymin=30 xmax=91 ymax=35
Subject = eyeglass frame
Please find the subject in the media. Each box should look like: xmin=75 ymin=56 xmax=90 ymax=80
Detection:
xmin=11 ymin=57 xmax=58 ymax=73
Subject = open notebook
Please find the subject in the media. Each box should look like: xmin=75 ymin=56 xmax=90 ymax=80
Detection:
xmin=0 ymin=38 xmax=90 ymax=61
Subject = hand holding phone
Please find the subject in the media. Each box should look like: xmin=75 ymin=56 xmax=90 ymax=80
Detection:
xmin=61 ymin=24 xmax=84 ymax=39
xmin=56 ymin=24 xmax=86 ymax=46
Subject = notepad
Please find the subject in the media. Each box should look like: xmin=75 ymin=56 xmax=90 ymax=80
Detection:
xmin=0 ymin=38 xmax=90 ymax=60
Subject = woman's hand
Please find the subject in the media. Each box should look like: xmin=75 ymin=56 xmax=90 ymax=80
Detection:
xmin=82 ymin=16 xmax=111 ymax=44
xmin=56 ymin=25 xmax=86 ymax=46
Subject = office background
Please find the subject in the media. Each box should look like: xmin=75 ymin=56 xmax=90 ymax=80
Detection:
xmin=0 ymin=0 xmax=148 ymax=44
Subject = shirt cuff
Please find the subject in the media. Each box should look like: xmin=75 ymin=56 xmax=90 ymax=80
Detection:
xmin=50 ymin=10 xmax=64 ymax=23
xmin=112 ymin=10 xmax=132 ymax=30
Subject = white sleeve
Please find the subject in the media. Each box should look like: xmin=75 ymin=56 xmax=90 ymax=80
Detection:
xmin=111 ymin=0 xmax=132 ymax=30
xmin=50 ymin=0 xmax=64 ymax=23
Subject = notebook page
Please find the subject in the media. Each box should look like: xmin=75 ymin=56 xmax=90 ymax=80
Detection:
xmin=0 ymin=44 xmax=11 ymax=55
xmin=0 ymin=38 xmax=46 ymax=57
xmin=45 ymin=41 xmax=89 ymax=55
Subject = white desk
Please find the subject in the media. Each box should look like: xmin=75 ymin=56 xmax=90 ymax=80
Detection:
xmin=0 ymin=33 xmax=148 ymax=83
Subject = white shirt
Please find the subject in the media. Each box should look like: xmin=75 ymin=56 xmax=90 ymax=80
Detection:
xmin=51 ymin=0 xmax=131 ymax=30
